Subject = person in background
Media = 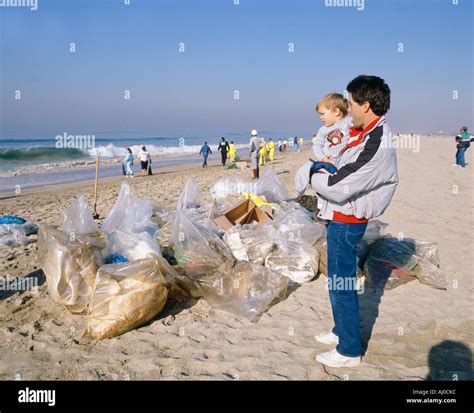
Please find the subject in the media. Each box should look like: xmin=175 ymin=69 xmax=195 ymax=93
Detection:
xmin=299 ymin=137 xmax=304 ymax=149
xmin=267 ymin=138 xmax=275 ymax=161
xmin=199 ymin=141 xmax=212 ymax=168
xmin=283 ymin=139 xmax=288 ymax=151
xmin=312 ymin=134 xmax=317 ymax=146
xmin=294 ymin=136 xmax=300 ymax=152
xmin=123 ymin=148 xmax=134 ymax=178
xmin=259 ymin=138 xmax=267 ymax=166
xmin=278 ymin=139 xmax=283 ymax=153
xmin=228 ymin=141 xmax=237 ymax=162
xmin=454 ymin=126 xmax=471 ymax=168
xmin=217 ymin=137 xmax=230 ymax=166
xmin=249 ymin=129 xmax=260 ymax=179
xmin=137 ymin=145 xmax=151 ymax=177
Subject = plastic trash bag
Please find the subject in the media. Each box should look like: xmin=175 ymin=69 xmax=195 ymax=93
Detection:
xmin=103 ymin=230 xmax=165 ymax=262
xmin=223 ymin=225 xmax=277 ymax=264
xmin=0 ymin=216 xmax=38 ymax=247
xmin=363 ymin=220 xmax=390 ymax=242
xmin=265 ymin=243 xmax=319 ymax=283
xmin=102 ymin=182 xmax=157 ymax=235
xmin=85 ymin=258 xmax=172 ymax=339
xmin=412 ymin=240 xmax=446 ymax=290
xmin=38 ymin=225 xmax=107 ymax=313
xmin=255 ymin=168 xmax=290 ymax=204
xmin=363 ymin=237 xmax=418 ymax=290
xmin=177 ymin=177 xmax=201 ymax=210
xmin=210 ymin=176 xmax=255 ymax=200
xmin=171 ymin=212 xmax=233 ymax=278
xmin=272 ymin=202 xmax=326 ymax=246
xmin=197 ymin=260 xmax=289 ymax=322
xmin=62 ymin=194 xmax=97 ymax=234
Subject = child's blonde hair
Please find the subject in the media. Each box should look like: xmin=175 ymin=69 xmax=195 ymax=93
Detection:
xmin=316 ymin=93 xmax=348 ymax=116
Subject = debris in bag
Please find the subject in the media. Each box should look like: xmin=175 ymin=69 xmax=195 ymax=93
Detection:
xmin=255 ymin=168 xmax=290 ymax=204
xmin=177 ymin=177 xmax=201 ymax=210
xmin=0 ymin=215 xmax=38 ymax=247
xmin=38 ymin=225 xmax=107 ymax=313
xmin=264 ymin=243 xmax=320 ymax=283
xmin=103 ymin=230 xmax=164 ymax=262
xmin=101 ymin=181 xmax=157 ymax=235
xmin=197 ymin=260 xmax=289 ymax=322
xmin=171 ymin=211 xmax=233 ymax=278
xmin=214 ymin=198 xmax=273 ymax=231
xmin=85 ymin=258 xmax=172 ymax=339
xmin=223 ymin=225 xmax=277 ymax=264
xmin=105 ymin=254 xmax=128 ymax=264
xmin=412 ymin=240 xmax=447 ymax=290
xmin=39 ymin=195 xmax=107 ymax=313
xmin=210 ymin=176 xmax=255 ymax=200
xmin=62 ymin=194 xmax=97 ymax=234
xmin=363 ymin=237 xmax=418 ymax=290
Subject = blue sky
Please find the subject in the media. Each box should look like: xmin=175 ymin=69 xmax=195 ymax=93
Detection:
xmin=0 ymin=0 xmax=472 ymax=139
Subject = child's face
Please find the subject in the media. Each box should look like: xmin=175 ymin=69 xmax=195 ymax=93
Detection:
xmin=318 ymin=106 xmax=341 ymax=127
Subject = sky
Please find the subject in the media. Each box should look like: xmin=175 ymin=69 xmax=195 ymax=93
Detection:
xmin=0 ymin=0 xmax=472 ymax=140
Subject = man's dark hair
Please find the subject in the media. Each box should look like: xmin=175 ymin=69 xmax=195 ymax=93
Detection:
xmin=347 ymin=75 xmax=391 ymax=116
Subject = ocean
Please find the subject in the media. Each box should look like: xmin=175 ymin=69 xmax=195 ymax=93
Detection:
xmin=0 ymin=133 xmax=292 ymax=193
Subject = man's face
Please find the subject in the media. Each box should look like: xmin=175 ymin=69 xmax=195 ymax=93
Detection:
xmin=348 ymin=94 xmax=365 ymax=128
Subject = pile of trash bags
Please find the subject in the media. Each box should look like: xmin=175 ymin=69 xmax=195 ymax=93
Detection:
xmin=37 ymin=169 xmax=447 ymax=339
xmin=0 ymin=215 xmax=38 ymax=247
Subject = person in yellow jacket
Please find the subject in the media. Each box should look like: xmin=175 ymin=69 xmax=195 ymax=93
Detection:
xmin=259 ymin=139 xmax=267 ymax=166
xmin=228 ymin=141 xmax=237 ymax=162
xmin=267 ymin=138 xmax=275 ymax=162
xmin=299 ymin=137 xmax=304 ymax=148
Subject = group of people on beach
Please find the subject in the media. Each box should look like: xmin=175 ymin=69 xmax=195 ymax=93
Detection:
xmin=454 ymin=126 xmax=472 ymax=168
xmin=122 ymin=146 xmax=152 ymax=178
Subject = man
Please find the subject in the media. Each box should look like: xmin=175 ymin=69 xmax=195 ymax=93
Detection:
xmin=454 ymin=126 xmax=471 ymax=168
xmin=310 ymin=75 xmax=398 ymax=368
xmin=137 ymin=145 xmax=151 ymax=177
xmin=217 ymin=137 xmax=230 ymax=166
xmin=249 ymin=129 xmax=260 ymax=179
xmin=199 ymin=141 xmax=212 ymax=168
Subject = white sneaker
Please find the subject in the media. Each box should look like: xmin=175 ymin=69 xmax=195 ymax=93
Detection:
xmin=315 ymin=349 xmax=361 ymax=368
xmin=314 ymin=330 xmax=339 ymax=345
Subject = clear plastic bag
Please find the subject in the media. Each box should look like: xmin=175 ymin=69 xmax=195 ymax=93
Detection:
xmin=264 ymin=243 xmax=319 ymax=283
xmin=102 ymin=182 xmax=157 ymax=235
xmin=0 ymin=217 xmax=37 ymax=247
xmin=223 ymin=224 xmax=277 ymax=264
xmin=177 ymin=177 xmax=201 ymax=210
xmin=412 ymin=240 xmax=446 ymax=290
xmin=62 ymin=194 xmax=97 ymax=234
xmin=197 ymin=260 xmax=289 ymax=322
xmin=38 ymin=225 xmax=107 ymax=313
xmin=85 ymin=258 xmax=172 ymax=339
xmin=210 ymin=176 xmax=256 ymax=200
xmin=171 ymin=211 xmax=233 ymax=278
xmin=255 ymin=168 xmax=290 ymax=204
xmin=363 ymin=237 xmax=418 ymax=290
xmin=272 ymin=202 xmax=326 ymax=246
xmin=103 ymin=230 xmax=165 ymax=262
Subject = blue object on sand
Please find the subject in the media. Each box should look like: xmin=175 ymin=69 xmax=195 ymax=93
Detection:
xmin=105 ymin=254 xmax=129 ymax=264
xmin=0 ymin=215 xmax=27 ymax=225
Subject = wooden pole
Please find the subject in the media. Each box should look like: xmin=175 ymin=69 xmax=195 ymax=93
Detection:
xmin=93 ymin=156 xmax=100 ymax=219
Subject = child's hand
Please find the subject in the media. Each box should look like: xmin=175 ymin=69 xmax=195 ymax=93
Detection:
xmin=321 ymin=155 xmax=333 ymax=164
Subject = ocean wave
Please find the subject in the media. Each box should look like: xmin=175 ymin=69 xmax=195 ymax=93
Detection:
xmin=0 ymin=147 xmax=87 ymax=162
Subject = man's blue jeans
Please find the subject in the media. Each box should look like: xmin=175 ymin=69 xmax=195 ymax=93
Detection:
xmin=327 ymin=220 xmax=368 ymax=357
xmin=456 ymin=147 xmax=466 ymax=167
xmin=202 ymin=153 xmax=209 ymax=167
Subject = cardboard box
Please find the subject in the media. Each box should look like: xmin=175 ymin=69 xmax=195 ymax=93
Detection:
xmin=214 ymin=199 xmax=272 ymax=230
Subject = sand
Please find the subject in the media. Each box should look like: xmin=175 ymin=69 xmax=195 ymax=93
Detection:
xmin=0 ymin=138 xmax=472 ymax=380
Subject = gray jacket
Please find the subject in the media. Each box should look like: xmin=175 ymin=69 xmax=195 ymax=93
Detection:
xmin=311 ymin=116 xmax=398 ymax=220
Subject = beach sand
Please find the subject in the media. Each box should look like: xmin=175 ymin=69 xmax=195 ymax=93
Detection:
xmin=0 ymin=138 xmax=472 ymax=380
